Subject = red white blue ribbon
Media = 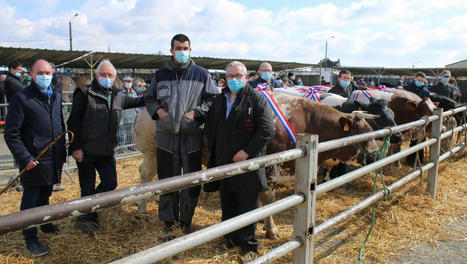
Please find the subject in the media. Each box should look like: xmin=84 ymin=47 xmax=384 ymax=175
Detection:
xmin=257 ymin=84 xmax=297 ymax=147
xmin=353 ymin=90 xmax=373 ymax=100
xmin=303 ymin=87 xmax=321 ymax=102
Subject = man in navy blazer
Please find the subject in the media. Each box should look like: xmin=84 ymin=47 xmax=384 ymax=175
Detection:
xmin=5 ymin=59 xmax=66 ymax=257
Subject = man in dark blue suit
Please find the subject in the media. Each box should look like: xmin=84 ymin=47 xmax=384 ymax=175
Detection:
xmin=5 ymin=59 xmax=66 ymax=257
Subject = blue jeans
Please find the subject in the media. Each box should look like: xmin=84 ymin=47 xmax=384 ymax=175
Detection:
xmin=76 ymin=155 xmax=117 ymax=223
xmin=20 ymin=184 xmax=54 ymax=243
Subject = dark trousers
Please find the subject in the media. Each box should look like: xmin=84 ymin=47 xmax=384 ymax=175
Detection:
xmin=76 ymin=155 xmax=117 ymax=223
xmin=20 ymin=184 xmax=54 ymax=243
xmin=157 ymin=146 xmax=202 ymax=226
xmin=220 ymin=189 xmax=259 ymax=251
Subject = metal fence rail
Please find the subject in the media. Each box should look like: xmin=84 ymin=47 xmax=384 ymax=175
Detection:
xmin=0 ymin=148 xmax=305 ymax=234
xmin=0 ymin=105 xmax=465 ymax=264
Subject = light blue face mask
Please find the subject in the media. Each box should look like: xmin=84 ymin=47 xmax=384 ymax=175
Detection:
xmin=441 ymin=77 xmax=449 ymax=83
xmin=35 ymin=75 xmax=53 ymax=90
xmin=415 ymin=80 xmax=424 ymax=87
xmin=174 ymin=51 xmax=190 ymax=64
xmin=14 ymin=72 xmax=21 ymax=78
xmin=261 ymin=72 xmax=273 ymax=81
xmin=228 ymin=78 xmax=244 ymax=93
xmin=339 ymin=80 xmax=350 ymax=88
xmin=98 ymin=77 xmax=114 ymax=89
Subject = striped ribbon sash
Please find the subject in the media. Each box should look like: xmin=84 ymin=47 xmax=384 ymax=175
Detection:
xmin=303 ymin=87 xmax=321 ymax=102
xmin=353 ymin=90 xmax=373 ymax=100
xmin=257 ymin=84 xmax=297 ymax=147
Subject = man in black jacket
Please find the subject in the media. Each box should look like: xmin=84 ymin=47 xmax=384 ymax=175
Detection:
xmin=5 ymin=59 xmax=66 ymax=257
xmin=67 ymin=59 xmax=144 ymax=234
xmin=328 ymin=69 xmax=367 ymax=98
xmin=207 ymin=61 xmax=274 ymax=257
xmin=4 ymin=60 xmax=26 ymax=102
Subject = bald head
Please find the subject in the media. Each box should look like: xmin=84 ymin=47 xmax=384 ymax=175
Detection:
xmin=31 ymin=59 xmax=53 ymax=75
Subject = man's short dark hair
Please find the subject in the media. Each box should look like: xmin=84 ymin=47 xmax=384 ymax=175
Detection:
xmin=171 ymin=34 xmax=191 ymax=49
xmin=415 ymin=71 xmax=426 ymax=79
xmin=250 ymin=72 xmax=258 ymax=77
xmin=338 ymin=69 xmax=351 ymax=78
xmin=8 ymin=60 xmax=22 ymax=70
xmin=287 ymin=72 xmax=295 ymax=78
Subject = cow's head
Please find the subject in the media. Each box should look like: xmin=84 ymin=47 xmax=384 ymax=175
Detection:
xmin=338 ymin=114 xmax=379 ymax=164
xmin=406 ymin=97 xmax=436 ymax=119
xmin=360 ymin=98 xmax=403 ymax=144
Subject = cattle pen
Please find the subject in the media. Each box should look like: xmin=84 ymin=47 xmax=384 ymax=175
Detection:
xmin=0 ymin=105 xmax=466 ymax=264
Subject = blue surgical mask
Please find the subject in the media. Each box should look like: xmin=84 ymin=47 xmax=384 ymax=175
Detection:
xmin=441 ymin=77 xmax=449 ymax=83
xmin=340 ymin=80 xmax=350 ymax=88
xmin=174 ymin=51 xmax=190 ymax=64
xmin=415 ymin=80 xmax=424 ymax=87
xmin=14 ymin=72 xmax=21 ymax=78
xmin=98 ymin=77 xmax=114 ymax=89
xmin=227 ymin=78 xmax=244 ymax=93
xmin=261 ymin=72 xmax=272 ymax=81
xmin=136 ymin=87 xmax=143 ymax=93
xmin=35 ymin=75 xmax=53 ymax=90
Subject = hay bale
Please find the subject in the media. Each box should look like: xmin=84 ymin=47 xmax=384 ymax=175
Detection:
xmin=0 ymin=151 xmax=465 ymax=263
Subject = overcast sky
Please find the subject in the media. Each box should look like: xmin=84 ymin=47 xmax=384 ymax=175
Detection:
xmin=1 ymin=0 xmax=466 ymax=68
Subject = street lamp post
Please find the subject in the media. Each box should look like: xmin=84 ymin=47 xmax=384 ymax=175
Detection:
xmin=69 ymin=13 xmax=79 ymax=51
xmin=323 ymin=35 xmax=334 ymax=85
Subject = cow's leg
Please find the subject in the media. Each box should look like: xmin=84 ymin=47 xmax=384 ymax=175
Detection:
xmin=259 ymin=165 xmax=280 ymax=240
xmin=137 ymin=151 xmax=158 ymax=212
xmin=259 ymin=189 xmax=280 ymax=240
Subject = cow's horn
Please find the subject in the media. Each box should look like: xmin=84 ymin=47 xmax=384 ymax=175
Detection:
xmin=356 ymin=112 xmax=380 ymax=119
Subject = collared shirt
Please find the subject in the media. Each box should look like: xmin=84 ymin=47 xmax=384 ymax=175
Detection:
xmin=224 ymin=92 xmax=236 ymax=118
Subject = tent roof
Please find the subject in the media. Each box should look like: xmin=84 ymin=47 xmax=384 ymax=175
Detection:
xmin=0 ymin=47 xmax=312 ymax=71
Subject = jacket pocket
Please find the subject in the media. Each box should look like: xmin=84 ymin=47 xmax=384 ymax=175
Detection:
xmin=157 ymin=84 xmax=171 ymax=100
xmin=32 ymin=136 xmax=51 ymax=155
xmin=180 ymin=115 xmax=201 ymax=133
xmin=156 ymin=114 xmax=173 ymax=131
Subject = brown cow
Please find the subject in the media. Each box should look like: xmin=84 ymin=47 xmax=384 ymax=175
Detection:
xmin=260 ymin=92 xmax=379 ymax=239
xmin=133 ymin=92 xmax=379 ymax=238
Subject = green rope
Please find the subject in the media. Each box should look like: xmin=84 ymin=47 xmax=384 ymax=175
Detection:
xmin=358 ymin=128 xmax=392 ymax=261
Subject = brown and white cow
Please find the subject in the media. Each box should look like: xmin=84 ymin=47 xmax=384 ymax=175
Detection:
xmin=133 ymin=92 xmax=379 ymax=238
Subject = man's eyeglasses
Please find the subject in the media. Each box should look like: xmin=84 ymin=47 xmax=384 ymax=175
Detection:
xmin=226 ymin=74 xmax=245 ymax=79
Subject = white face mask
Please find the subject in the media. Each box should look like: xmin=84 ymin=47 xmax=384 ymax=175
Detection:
xmin=124 ymin=82 xmax=132 ymax=89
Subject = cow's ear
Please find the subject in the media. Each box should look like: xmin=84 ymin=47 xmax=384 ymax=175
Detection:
xmin=339 ymin=117 xmax=352 ymax=132
xmin=406 ymin=101 xmax=417 ymax=111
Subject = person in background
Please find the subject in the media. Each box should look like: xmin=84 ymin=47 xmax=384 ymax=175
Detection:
xmin=248 ymin=62 xmax=274 ymax=91
xmin=5 ymin=59 xmax=66 ymax=257
xmin=288 ymin=72 xmax=298 ymax=85
xmin=297 ymin=77 xmax=303 ymax=86
xmin=4 ymin=60 xmax=26 ymax=102
xmin=67 ymin=60 xmax=144 ymax=235
xmin=402 ymin=71 xmax=429 ymax=165
xmin=217 ymin=76 xmax=227 ymax=89
xmin=448 ymin=77 xmax=461 ymax=102
xmin=21 ymin=72 xmax=32 ymax=86
xmin=207 ymin=61 xmax=274 ymax=258
xmin=118 ymin=76 xmax=138 ymax=151
xmin=281 ymin=76 xmax=290 ymax=87
xmin=0 ymin=74 xmax=6 ymax=120
xmin=328 ymin=69 xmax=367 ymax=98
xmin=133 ymin=80 xmax=146 ymax=96
xmin=248 ymin=72 xmax=258 ymax=82
xmin=429 ymin=70 xmax=456 ymax=100
xmin=403 ymin=71 xmax=429 ymax=99
xmin=144 ymin=34 xmax=219 ymax=238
